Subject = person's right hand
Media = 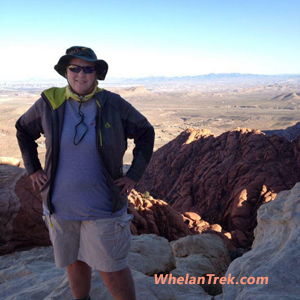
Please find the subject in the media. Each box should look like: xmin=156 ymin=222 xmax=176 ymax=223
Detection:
xmin=29 ymin=169 xmax=48 ymax=192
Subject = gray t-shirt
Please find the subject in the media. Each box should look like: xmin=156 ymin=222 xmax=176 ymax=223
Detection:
xmin=50 ymin=98 xmax=126 ymax=220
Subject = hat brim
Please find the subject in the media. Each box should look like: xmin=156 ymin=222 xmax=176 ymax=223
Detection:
xmin=54 ymin=54 xmax=108 ymax=80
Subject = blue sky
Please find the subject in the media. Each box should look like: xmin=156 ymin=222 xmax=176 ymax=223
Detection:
xmin=1 ymin=0 xmax=299 ymax=80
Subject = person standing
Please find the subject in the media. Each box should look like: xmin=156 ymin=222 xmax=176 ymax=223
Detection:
xmin=16 ymin=46 xmax=155 ymax=300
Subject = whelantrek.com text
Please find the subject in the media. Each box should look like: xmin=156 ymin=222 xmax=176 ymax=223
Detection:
xmin=154 ymin=274 xmax=268 ymax=285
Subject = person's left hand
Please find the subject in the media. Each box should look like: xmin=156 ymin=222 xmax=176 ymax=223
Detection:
xmin=114 ymin=176 xmax=136 ymax=195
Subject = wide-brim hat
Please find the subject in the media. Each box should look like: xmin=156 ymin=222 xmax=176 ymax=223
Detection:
xmin=54 ymin=46 xmax=108 ymax=80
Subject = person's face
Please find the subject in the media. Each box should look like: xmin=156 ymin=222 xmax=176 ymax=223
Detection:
xmin=66 ymin=58 xmax=97 ymax=95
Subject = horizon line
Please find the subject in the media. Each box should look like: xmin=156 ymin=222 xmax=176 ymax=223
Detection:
xmin=1 ymin=72 xmax=300 ymax=83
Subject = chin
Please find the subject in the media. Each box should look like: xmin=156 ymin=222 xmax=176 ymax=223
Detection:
xmin=73 ymin=87 xmax=89 ymax=95
xmin=76 ymin=90 xmax=86 ymax=95
xmin=70 ymin=82 xmax=95 ymax=95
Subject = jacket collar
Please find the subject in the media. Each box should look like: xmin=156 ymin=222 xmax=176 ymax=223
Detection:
xmin=43 ymin=86 xmax=106 ymax=110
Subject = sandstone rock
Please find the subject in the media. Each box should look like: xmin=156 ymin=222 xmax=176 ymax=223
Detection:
xmin=0 ymin=157 xmax=20 ymax=166
xmin=128 ymin=189 xmax=193 ymax=240
xmin=0 ymin=165 xmax=50 ymax=255
xmin=209 ymin=224 xmax=222 ymax=232
xmin=132 ymin=269 xmax=212 ymax=300
xmin=128 ymin=234 xmax=176 ymax=275
xmin=183 ymin=211 xmax=201 ymax=221
xmin=171 ymin=234 xmax=229 ymax=260
xmin=0 ymin=235 xmax=213 ymax=300
xmin=136 ymin=127 xmax=300 ymax=248
xmin=128 ymin=189 xmax=237 ymax=251
xmin=219 ymin=183 xmax=300 ymax=300
xmin=170 ymin=234 xmax=231 ymax=296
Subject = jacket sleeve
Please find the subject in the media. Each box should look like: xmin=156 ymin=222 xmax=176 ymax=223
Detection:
xmin=15 ymin=97 xmax=45 ymax=176
xmin=119 ymin=96 xmax=155 ymax=182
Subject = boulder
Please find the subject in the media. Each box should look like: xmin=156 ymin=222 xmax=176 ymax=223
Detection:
xmin=0 ymin=165 xmax=50 ymax=255
xmin=170 ymin=234 xmax=231 ymax=295
xmin=128 ymin=234 xmax=176 ymax=275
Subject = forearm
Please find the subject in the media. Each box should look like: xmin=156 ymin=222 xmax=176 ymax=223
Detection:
xmin=15 ymin=99 xmax=44 ymax=175
xmin=127 ymin=123 xmax=155 ymax=182
xmin=119 ymin=95 xmax=155 ymax=181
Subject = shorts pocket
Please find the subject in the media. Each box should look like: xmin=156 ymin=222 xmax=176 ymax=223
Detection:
xmin=113 ymin=214 xmax=132 ymax=260
xmin=87 ymin=214 xmax=133 ymax=261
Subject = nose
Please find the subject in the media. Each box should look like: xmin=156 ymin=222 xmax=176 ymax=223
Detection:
xmin=76 ymin=68 xmax=86 ymax=76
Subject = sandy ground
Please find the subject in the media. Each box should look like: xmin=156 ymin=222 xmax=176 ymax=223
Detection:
xmin=1 ymin=81 xmax=300 ymax=169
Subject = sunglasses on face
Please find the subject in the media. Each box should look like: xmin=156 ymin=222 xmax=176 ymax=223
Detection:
xmin=68 ymin=64 xmax=96 ymax=74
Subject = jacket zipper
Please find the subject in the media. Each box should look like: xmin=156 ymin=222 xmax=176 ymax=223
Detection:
xmin=41 ymin=93 xmax=56 ymax=215
xmin=96 ymin=97 xmax=117 ymax=215
xmin=41 ymin=92 xmax=66 ymax=215
xmin=99 ymin=130 xmax=103 ymax=146
xmin=96 ymin=99 xmax=103 ymax=147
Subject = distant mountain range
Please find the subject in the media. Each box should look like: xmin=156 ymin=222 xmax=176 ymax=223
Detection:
xmin=113 ymin=73 xmax=300 ymax=91
xmin=1 ymin=73 xmax=300 ymax=84
xmin=1 ymin=73 xmax=299 ymax=92
xmin=120 ymin=73 xmax=300 ymax=82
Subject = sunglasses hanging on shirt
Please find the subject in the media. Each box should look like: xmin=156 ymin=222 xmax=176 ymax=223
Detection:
xmin=73 ymin=98 xmax=88 ymax=145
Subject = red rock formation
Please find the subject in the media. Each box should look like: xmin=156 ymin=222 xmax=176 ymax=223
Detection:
xmin=128 ymin=189 xmax=192 ymax=240
xmin=127 ymin=189 xmax=234 ymax=250
xmin=0 ymin=165 xmax=50 ymax=255
xmin=136 ymin=127 xmax=300 ymax=248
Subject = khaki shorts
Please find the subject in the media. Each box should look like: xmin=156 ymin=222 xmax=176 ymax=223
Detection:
xmin=43 ymin=213 xmax=133 ymax=272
